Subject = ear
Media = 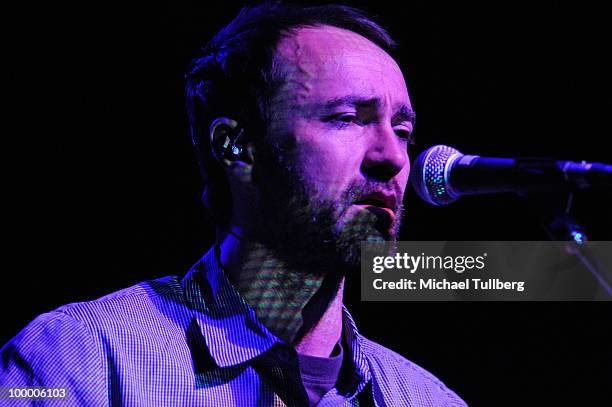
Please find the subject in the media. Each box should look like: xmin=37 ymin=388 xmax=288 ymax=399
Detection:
xmin=209 ymin=117 xmax=255 ymax=166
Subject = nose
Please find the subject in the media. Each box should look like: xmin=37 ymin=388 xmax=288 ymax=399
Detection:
xmin=361 ymin=124 xmax=409 ymax=181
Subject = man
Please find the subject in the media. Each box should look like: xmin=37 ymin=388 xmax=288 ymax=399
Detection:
xmin=1 ymin=2 xmax=467 ymax=406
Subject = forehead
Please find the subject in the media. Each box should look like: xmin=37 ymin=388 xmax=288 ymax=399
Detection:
xmin=274 ymin=25 xmax=410 ymax=109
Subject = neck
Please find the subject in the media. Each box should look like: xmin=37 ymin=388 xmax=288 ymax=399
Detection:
xmin=294 ymin=279 xmax=344 ymax=357
xmin=218 ymin=227 xmax=344 ymax=356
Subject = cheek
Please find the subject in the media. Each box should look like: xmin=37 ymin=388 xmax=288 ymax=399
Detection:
xmin=292 ymin=124 xmax=364 ymax=191
xmin=398 ymin=158 xmax=411 ymax=194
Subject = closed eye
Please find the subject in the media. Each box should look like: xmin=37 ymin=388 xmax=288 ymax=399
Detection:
xmin=324 ymin=113 xmax=364 ymax=129
xmin=324 ymin=113 xmax=416 ymax=145
xmin=394 ymin=128 xmax=416 ymax=145
xmin=331 ymin=113 xmax=360 ymax=123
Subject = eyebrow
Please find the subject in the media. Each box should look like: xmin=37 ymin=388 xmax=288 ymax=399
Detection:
xmin=395 ymin=105 xmax=417 ymax=127
xmin=322 ymin=95 xmax=416 ymax=126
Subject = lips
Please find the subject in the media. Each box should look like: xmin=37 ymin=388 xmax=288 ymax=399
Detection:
xmin=354 ymin=204 xmax=395 ymax=221
xmin=352 ymin=191 xmax=398 ymax=229
xmin=353 ymin=191 xmax=397 ymax=214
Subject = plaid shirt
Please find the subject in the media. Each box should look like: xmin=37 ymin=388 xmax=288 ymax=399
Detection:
xmin=1 ymin=247 xmax=468 ymax=406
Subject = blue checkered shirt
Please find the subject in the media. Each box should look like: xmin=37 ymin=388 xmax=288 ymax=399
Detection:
xmin=1 ymin=247 xmax=468 ymax=406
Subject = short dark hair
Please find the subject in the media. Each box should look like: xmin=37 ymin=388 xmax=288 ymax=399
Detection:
xmin=185 ymin=1 xmax=396 ymax=229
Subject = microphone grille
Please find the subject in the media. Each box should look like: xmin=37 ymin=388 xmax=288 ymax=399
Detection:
xmin=411 ymin=145 xmax=463 ymax=206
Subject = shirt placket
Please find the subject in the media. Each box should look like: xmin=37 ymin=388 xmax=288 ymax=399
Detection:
xmin=251 ymin=344 xmax=310 ymax=407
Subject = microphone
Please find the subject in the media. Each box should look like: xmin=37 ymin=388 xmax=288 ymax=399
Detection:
xmin=411 ymin=145 xmax=612 ymax=206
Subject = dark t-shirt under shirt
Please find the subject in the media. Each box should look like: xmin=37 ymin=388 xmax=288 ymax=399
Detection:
xmin=298 ymin=342 xmax=344 ymax=406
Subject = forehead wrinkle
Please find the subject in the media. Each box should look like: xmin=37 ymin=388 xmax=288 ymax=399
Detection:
xmin=273 ymin=29 xmax=327 ymax=112
xmin=271 ymin=25 xmax=410 ymax=120
xmin=320 ymin=95 xmax=413 ymax=120
xmin=275 ymin=25 xmax=396 ymax=87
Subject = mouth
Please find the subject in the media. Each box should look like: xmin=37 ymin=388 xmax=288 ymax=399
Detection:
xmin=353 ymin=203 xmax=395 ymax=221
xmin=352 ymin=192 xmax=397 ymax=231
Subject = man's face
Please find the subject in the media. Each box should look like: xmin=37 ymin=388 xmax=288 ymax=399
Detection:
xmin=255 ymin=25 xmax=414 ymax=272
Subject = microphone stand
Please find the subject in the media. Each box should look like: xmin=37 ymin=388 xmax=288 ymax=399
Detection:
xmin=527 ymin=190 xmax=612 ymax=297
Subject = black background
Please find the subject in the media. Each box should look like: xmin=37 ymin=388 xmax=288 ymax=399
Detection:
xmin=5 ymin=1 xmax=611 ymax=405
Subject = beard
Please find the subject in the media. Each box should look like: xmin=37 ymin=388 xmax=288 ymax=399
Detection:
xmin=252 ymin=138 xmax=403 ymax=277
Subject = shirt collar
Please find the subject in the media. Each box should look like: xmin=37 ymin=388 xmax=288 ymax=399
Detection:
xmin=182 ymin=244 xmax=373 ymax=388
xmin=340 ymin=304 xmax=372 ymax=392
xmin=181 ymin=245 xmax=281 ymax=368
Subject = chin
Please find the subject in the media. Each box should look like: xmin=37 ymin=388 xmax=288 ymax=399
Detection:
xmin=334 ymin=222 xmax=387 ymax=270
